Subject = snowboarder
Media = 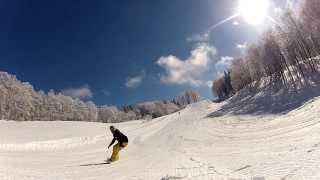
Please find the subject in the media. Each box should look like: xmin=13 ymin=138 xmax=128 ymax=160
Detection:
xmin=106 ymin=126 xmax=128 ymax=162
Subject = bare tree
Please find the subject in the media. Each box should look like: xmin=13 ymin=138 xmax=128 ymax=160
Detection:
xmin=211 ymin=1 xmax=320 ymax=99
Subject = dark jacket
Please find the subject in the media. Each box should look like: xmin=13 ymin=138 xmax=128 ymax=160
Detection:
xmin=108 ymin=129 xmax=128 ymax=147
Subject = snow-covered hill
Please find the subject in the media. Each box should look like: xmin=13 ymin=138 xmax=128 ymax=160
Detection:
xmin=1 ymin=96 xmax=320 ymax=179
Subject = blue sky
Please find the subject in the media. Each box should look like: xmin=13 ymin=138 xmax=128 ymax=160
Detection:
xmin=0 ymin=0 xmax=290 ymax=106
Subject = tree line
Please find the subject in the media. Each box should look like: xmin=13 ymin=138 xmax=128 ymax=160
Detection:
xmin=212 ymin=0 xmax=320 ymax=100
xmin=0 ymin=71 xmax=200 ymax=122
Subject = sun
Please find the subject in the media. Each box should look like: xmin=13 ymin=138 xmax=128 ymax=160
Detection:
xmin=238 ymin=0 xmax=270 ymax=25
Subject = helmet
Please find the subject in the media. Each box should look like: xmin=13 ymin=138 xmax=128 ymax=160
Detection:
xmin=109 ymin=126 xmax=116 ymax=132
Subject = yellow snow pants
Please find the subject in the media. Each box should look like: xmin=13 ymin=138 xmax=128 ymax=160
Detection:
xmin=111 ymin=142 xmax=128 ymax=162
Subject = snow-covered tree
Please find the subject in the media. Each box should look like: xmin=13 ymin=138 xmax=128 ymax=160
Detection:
xmin=0 ymin=71 xmax=201 ymax=122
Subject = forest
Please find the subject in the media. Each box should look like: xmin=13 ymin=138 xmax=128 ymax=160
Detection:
xmin=212 ymin=0 xmax=320 ymax=100
xmin=0 ymin=71 xmax=200 ymax=122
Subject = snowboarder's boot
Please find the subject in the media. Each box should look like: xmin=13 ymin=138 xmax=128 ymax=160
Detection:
xmin=105 ymin=158 xmax=112 ymax=163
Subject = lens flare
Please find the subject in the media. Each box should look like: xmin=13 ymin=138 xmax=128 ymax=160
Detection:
xmin=238 ymin=0 xmax=270 ymax=25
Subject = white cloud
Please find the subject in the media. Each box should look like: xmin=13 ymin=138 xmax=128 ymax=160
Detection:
xmin=206 ymin=81 xmax=213 ymax=88
xmin=216 ymin=56 xmax=234 ymax=69
xmin=125 ymin=72 xmax=145 ymax=88
xmin=186 ymin=33 xmax=209 ymax=43
xmin=101 ymin=90 xmax=111 ymax=96
xmin=236 ymin=42 xmax=248 ymax=50
xmin=157 ymin=43 xmax=217 ymax=87
xmin=211 ymin=56 xmax=234 ymax=79
xmin=61 ymin=85 xmax=93 ymax=100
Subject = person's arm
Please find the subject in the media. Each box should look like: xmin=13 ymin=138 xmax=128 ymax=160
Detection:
xmin=108 ymin=137 xmax=116 ymax=149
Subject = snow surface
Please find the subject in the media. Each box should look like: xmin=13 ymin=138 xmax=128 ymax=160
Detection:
xmin=1 ymin=97 xmax=320 ymax=179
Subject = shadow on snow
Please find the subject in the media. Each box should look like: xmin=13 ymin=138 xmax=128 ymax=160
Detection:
xmin=79 ymin=162 xmax=110 ymax=167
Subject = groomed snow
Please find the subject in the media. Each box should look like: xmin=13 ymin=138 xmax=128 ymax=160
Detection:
xmin=1 ymin=97 xmax=320 ymax=179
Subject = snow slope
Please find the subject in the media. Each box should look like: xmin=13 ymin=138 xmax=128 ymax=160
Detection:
xmin=1 ymin=97 xmax=320 ymax=180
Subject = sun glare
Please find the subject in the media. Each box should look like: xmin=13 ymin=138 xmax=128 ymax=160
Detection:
xmin=238 ymin=0 xmax=270 ymax=25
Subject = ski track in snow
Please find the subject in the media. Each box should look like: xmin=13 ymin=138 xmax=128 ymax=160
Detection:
xmin=0 ymin=97 xmax=320 ymax=179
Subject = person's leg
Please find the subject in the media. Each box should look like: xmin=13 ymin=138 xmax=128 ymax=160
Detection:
xmin=111 ymin=143 xmax=120 ymax=161
xmin=110 ymin=142 xmax=128 ymax=162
